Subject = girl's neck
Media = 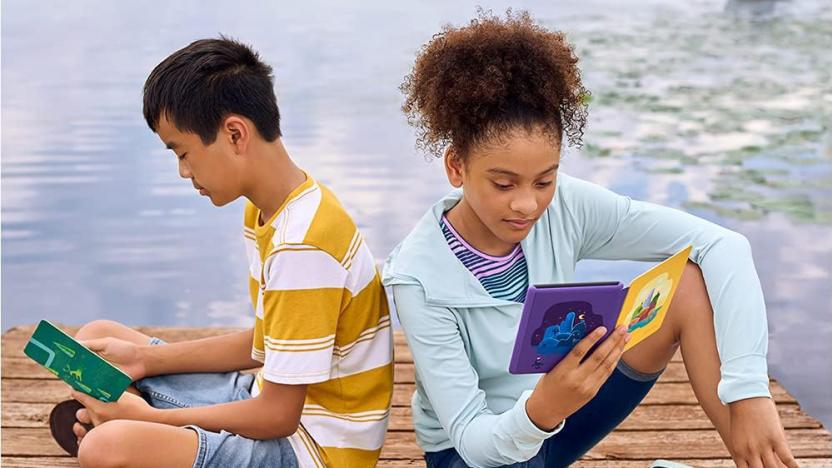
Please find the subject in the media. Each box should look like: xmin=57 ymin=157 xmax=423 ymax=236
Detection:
xmin=445 ymin=198 xmax=518 ymax=257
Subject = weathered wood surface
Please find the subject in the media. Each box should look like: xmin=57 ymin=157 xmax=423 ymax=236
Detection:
xmin=3 ymin=325 xmax=830 ymax=467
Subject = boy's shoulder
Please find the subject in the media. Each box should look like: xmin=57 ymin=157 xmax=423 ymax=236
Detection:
xmin=246 ymin=179 xmax=361 ymax=267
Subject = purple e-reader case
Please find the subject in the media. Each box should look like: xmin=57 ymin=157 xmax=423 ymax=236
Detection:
xmin=509 ymin=282 xmax=629 ymax=374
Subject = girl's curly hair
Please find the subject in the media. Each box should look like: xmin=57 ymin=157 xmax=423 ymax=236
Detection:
xmin=401 ymin=9 xmax=589 ymax=159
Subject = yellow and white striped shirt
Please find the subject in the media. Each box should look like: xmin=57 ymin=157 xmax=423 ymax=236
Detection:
xmin=244 ymin=174 xmax=393 ymax=467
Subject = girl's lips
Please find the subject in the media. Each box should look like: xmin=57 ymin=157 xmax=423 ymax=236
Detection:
xmin=505 ymin=219 xmax=533 ymax=229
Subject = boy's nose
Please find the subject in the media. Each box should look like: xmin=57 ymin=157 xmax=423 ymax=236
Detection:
xmin=178 ymin=161 xmax=191 ymax=179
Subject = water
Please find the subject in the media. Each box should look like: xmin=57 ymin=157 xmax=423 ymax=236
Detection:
xmin=2 ymin=0 xmax=830 ymax=427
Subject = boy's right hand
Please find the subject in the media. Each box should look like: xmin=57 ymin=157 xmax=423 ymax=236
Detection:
xmin=525 ymin=326 xmax=630 ymax=431
xmin=81 ymin=337 xmax=148 ymax=381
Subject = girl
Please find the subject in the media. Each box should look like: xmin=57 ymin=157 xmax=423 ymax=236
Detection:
xmin=382 ymin=11 xmax=797 ymax=468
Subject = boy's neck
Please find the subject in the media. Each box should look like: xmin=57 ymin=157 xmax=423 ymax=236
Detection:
xmin=246 ymin=139 xmax=307 ymax=226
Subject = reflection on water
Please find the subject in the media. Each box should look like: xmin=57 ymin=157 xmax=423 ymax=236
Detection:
xmin=2 ymin=0 xmax=830 ymax=427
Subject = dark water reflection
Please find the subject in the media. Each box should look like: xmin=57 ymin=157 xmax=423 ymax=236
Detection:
xmin=2 ymin=0 xmax=830 ymax=427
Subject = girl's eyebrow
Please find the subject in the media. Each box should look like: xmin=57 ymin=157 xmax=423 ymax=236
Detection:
xmin=486 ymin=164 xmax=559 ymax=177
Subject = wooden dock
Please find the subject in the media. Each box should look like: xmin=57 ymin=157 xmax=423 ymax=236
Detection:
xmin=2 ymin=325 xmax=830 ymax=467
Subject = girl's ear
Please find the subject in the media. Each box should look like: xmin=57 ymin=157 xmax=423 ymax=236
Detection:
xmin=444 ymin=147 xmax=465 ymax=188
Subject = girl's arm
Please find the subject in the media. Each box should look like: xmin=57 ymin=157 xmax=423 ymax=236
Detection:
xmin=559 ymin=174 xmax=770 ymax=404
xmin=393 ymin=284 xmax=563 ymax=468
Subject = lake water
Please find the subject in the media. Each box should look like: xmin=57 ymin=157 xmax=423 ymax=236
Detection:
xmin=2 ymin=0 xmax=830 ymax=427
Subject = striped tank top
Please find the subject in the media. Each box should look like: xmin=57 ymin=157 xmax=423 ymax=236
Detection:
xmin=440 ymin=214 xmax=529 ymax=303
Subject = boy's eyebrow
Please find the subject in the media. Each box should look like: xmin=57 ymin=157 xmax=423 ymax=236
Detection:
xmin=487 ymin=164 xmax=559 ymax=177
xmin=165 ymin=141 xmax=180 ymax=150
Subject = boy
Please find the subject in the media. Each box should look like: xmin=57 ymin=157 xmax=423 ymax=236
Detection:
xmin=53 ymin=37 xmax=394 ymax=468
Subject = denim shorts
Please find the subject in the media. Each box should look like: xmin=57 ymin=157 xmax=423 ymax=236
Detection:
xmin=424 ymin=359 xmax=663 ymax=468
xmin=134 ymin=337 xmax=298 ymax=468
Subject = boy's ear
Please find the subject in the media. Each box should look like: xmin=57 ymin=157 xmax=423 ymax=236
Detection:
xmin=222 ymin=116 xmax=250 ymax=154
xmin=444 ymin=147 xmax=464 ymax=188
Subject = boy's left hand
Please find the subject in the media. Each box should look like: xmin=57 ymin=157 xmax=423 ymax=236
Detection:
xmin=729 ymin=397 xmax=799 ymax=468
xmin=70 ymin=390 xmax=155 ymax=426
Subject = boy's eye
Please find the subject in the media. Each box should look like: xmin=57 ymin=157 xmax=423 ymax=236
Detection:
xmin=178 ymin=153 xmax=187 ymax=161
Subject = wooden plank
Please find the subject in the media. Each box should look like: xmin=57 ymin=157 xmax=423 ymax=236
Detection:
xmin=4 ymin=457 xmax=832 ymax=468
xmin=4 ymin=325 xmax=827 ymax=468
xmin=3 ymin=326 xmax=679 ymax=363
xmin=0 ymin=378 xmax=797 ymax=406
xmin=571 ymin=461 xmax=832 ymax=468
xmin=4 ymin=427 xmax=830 ymax=460
xmin=586 ymin=428 xmax=832 ymax=460
xmin=4 ymin=401 xmax=821 ymax=432
xmin=0 ymin=357 xmax=700 ymax=384
xmin=1 ymin=458 xmax=79 ymax=468
xmin=387 ymin=382 xmax=796 ymax=407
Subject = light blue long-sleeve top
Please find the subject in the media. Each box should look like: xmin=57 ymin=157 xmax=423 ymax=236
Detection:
xmin=381 ymin=173 xmax=770 ymax=468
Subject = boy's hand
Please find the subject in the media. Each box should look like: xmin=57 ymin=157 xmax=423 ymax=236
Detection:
xmin=70 ymin=390 xmax=155 ymax=427
xmin=81 ymin=337 xmax=148 ymax=381
xmin=526 ymin=326 xmax=630 ymax=430
xmin=729 ymin=397 xmax=799 ymax=468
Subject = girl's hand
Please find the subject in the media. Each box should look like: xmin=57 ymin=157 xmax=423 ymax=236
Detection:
xmin=70 ymin=390 xmax=155 ymax=427
xmin=729 ymin=397 xmax=799 ymax=468
xmin=526 ymin=326 xmax=629 ymax=430
xmin=81 ymin=337 xmax=148 ymax=381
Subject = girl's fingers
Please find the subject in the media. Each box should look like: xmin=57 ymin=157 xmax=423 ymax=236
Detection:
xmin=580 ymin=326 xmax=626 ymax=371
xmin=564 ymin=327 xmax=607 ymax=366
xmin=774 ymin=444 xmax=799 ymax=468
xmin=761 ymin=449 xmax=785 ymax=468
xmin=597 ymin=332 xmax=628 ymax=377
xmin=593 ymin=329 xmax=629 ymax=372
xmin=748 ymin=456 xmax=765 ymax=468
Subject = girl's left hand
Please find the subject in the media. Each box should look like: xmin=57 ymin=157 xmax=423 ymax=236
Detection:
xmin=729 ymin=397 xmax=799 ymax=468
xmin=70 ymin=390 xmax=155 ymax=426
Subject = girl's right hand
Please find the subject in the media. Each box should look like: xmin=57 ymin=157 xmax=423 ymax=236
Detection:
xmin=81 ymin=337 xmax=149 ymax=381
xmin=525 ymin=325 xmax=630 ymax=430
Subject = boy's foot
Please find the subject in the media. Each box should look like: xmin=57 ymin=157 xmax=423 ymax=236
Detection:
xmin=49 ymin=399 xmax=93 ymax=457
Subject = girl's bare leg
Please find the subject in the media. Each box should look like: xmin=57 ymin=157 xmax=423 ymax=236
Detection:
xmin=621 ymin=261 xmax=734 ymax=448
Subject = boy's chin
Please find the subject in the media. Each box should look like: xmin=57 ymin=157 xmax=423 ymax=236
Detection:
xmin=206 ymin=193 xmax=235 ymax=207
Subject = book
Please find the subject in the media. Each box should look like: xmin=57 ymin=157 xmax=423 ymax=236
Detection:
xmin=509 ymin=245 xmax=692 ymax=374
xmin=24 ymin=320 xmax=133 ymax=402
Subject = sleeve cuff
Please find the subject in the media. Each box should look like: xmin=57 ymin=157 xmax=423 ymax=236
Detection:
xmin=508 ymin=391 xmax=567 ymax=443
xmin=717 ymin=353 xmax=771 ymax=404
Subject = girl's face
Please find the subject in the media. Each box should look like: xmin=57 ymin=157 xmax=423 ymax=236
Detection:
xmin=445 ymin=127 xmax=560 ymax=252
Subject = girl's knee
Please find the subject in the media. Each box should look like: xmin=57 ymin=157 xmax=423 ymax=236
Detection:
xmin=77 ymin=420 xmax=130 ymax=468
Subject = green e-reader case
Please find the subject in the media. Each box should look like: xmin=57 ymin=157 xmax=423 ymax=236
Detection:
xmin=24 ymin=320 xmax=132 ymax=402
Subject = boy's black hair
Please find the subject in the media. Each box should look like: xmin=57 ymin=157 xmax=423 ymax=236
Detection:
xmin=143 ymin=36 xmax=281 ymax=144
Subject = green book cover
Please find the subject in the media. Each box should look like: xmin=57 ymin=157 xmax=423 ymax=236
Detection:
xmin=24 ymin=320 xmax=132 ymax=402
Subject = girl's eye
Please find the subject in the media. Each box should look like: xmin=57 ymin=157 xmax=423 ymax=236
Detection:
xmin=536 ymin=181 xmax=553 ymax=188
xmin=493 ymin=182 xmax=512 ymax=191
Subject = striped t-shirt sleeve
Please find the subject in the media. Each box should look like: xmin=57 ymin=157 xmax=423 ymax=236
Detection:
xmin=259 ymin=246 xmax=348 ymax=385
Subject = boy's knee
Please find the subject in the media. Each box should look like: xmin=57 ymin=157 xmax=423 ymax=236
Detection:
xmin=75 ymin=320 xmax=128 ymax=341
xmin=77 ymin=421 xmax=129 ymax=468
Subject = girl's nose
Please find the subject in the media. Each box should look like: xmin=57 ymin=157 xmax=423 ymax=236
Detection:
xmin=510 ymin=190 xmax=538 ymax=215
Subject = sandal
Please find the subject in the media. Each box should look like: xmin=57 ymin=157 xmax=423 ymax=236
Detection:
xmin=49 ymin=399 xmax=94 ymax=457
